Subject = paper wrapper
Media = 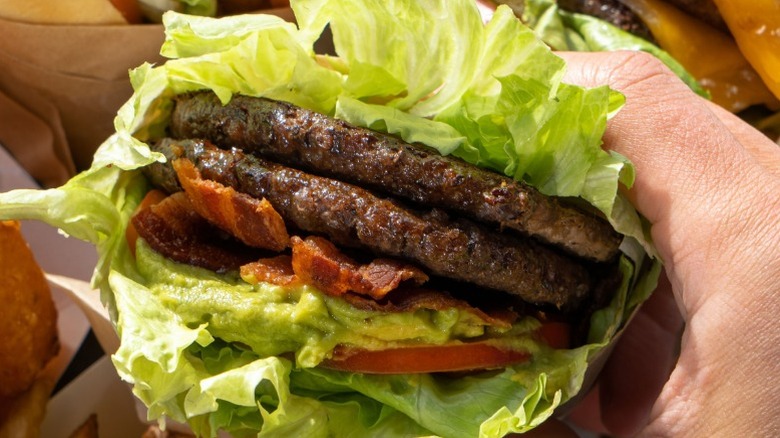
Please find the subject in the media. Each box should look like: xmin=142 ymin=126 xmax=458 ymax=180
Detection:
xmin=46 ymin=274 xmax=118 ymax=355
xmin=0 ymin=7 xmax=298 ymax=189
xmin=0 ymin=18 xmax=165 ymax=188
xmin=46 ymin=273 xmax=204 ymax=437
xmin=41 ymin=276 xmax=149 ymax=438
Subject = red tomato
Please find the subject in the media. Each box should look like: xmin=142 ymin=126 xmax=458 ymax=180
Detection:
xmin=321 ymin=322 xmax=571 ymax=374
xmin=321 ymin=342 xmax=531 ymax=374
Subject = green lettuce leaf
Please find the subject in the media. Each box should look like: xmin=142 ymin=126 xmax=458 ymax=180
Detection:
xmin=0 ymin=0 xmax=662 ymax=436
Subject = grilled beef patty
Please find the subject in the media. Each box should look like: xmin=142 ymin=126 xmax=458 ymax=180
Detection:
xmin=169 ymin=91 xmax=622 ymax=262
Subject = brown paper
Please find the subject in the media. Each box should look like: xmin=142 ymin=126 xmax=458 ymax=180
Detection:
xmin=0 ymin=18 xmax=165 ymax=187
xmin=0 ymin=8 xmax=295 ymax=188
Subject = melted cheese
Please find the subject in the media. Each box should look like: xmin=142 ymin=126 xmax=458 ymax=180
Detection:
xmin=621 ymin=0 xmax=778 ymax=112
xmin=712 ymin=0 xmax=780 ymax=102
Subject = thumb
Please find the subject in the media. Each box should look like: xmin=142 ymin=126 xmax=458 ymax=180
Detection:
xmin=558 ymin=50 xmax=780 ymax=319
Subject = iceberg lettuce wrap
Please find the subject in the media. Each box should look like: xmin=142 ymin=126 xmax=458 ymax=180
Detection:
xmin=0 ymin=1 xmax=660 ymax=436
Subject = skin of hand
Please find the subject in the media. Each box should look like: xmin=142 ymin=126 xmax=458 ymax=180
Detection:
xmin=555 ymin=50 xmax=780 ymax=437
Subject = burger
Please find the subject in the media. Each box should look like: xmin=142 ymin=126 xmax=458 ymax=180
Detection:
xmin=0 ymin=1 xmax=660 ymax=436
xmin=491 ymin=0 xmax=780 ymax=138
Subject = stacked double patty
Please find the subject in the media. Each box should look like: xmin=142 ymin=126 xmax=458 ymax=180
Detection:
xmin=143 ymin=91 xmax=623 ymax=314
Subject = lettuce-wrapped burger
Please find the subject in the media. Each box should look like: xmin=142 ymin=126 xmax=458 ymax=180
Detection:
xmin=0 ymin=1 xmax=660 ymax=436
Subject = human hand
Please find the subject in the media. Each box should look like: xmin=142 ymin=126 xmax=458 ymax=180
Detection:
xmin=559 ymin=50 xmax=780 ymax=437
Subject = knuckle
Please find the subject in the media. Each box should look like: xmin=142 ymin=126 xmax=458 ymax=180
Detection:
xmin=605 ymin=50 xmax=682 ymax=94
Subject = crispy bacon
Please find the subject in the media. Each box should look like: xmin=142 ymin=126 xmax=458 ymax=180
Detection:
xmin=241 ymin=236 xmax=428 ymax=299
xmin=239 ymin=238 xmax=515 ymax=329
xmin=290 ymin=236 xmax=428 ymax=300
xmin=132 ymin=193 xmax=517 ymax=329
xmin=131 ymin=192 xmax=268 ymax=272
xmin=240 ymin=255 xmax=297 ymax=286
xmin=173 ymin=158 xmax=289 ymax=251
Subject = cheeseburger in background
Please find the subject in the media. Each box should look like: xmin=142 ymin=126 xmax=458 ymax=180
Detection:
xmin=489 ymin=0 xmax=780 ymax=141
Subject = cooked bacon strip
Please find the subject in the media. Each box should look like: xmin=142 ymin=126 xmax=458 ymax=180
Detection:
xmin=240 ymin=255 xmax=297 ymax=286
xmin=131 ymin=192 xmax=267 ymax=272
xmin=173 ymin=158 xmax=289 ymax=251
xmin=290 ymin=236 xmax=428 ymax=300
xmin=126 ymin=189 xmax=169 ymax=256
xmin=240 ymin=235 xmax=428 ymax=300
xmin=240 ymin=241 xmax=514 ymax=329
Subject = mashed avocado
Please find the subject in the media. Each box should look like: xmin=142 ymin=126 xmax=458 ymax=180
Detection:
xmin=134 ymin=239 xmax=541 ymax=368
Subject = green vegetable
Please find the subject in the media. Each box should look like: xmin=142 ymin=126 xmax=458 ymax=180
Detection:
xmin=0 ymin=0 xmax=661 ymax=436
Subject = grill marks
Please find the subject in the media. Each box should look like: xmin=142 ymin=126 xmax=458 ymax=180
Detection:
xmin=136 ymin=93 xmax=625 ymax=314
xmin=144 ymin=138 xmax=597 ymax=311
xmin=170 ymin=91 xmax=622 ymax=263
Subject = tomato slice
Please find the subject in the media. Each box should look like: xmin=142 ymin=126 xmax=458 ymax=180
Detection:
xmin=321 ymin=322 xmax=571 ymax=374
xmin=321 ymin=342 xmax=531 ymax=374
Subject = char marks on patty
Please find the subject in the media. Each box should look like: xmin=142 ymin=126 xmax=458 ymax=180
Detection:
xmin=169 ymin=91 xmax=622 ymax=263
xmin=145 ymin=138 xmax=600 ymax=311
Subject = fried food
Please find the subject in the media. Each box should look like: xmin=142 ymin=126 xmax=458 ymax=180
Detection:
xmin=0 ymin=221 xmax=59 ymax=402
xmin=0 ymin=376 xmax=56 ymax=438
